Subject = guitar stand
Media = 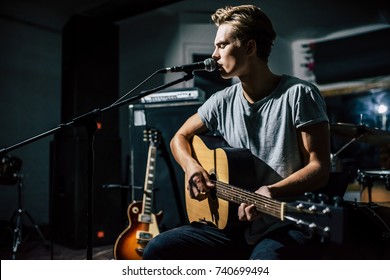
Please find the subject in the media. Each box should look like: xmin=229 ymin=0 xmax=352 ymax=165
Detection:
xmin=9 ymin=174 xmax=49 ymax=259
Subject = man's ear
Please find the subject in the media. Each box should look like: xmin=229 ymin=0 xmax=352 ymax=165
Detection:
xmin=246 ymin=39 xmax=257 ymax=56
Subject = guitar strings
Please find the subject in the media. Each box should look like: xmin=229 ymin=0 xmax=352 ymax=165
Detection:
xmin=212 ymin=180 xmax=281 ymax=208
xmin=212 ymin=180 xmax=281 ymax=206
xmin=213 ymin=180 xmax=331 ymax=217
xmin=212 ymin=180 xmax=284 ymax=218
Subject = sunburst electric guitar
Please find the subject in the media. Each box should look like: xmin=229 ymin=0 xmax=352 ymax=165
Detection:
xmin=186 ymin=134 xmax=344 ymax=243
xmin=114 ymin=128 xmax=163 ymax=260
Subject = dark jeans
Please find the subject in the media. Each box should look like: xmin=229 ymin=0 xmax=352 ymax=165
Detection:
xmin=142 ymin=222 xmax=320 ymax=260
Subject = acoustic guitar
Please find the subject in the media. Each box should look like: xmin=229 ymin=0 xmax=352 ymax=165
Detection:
xmin=186 ymin=134 xmax=344 ymax=243
xmin=114 ymin=128 xmax=163 ymax=260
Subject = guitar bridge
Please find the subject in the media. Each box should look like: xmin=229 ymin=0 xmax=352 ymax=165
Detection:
xmin=197 ymin=218 xmax=208 ymax=224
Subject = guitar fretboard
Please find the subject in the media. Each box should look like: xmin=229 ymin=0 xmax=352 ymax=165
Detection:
xmin=141 ymin=145 xmax=157 ymax=221
xmin=213 ymin=180 xmax=286 ymax=220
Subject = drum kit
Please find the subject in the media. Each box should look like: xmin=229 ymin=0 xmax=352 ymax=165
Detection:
xmin=331 ymin=122 xmax=390 ymax=254
xmin=0 ymin=154 xmax=48 ymax=259
xmin=330 ymin=122 xmax=390 ymax=204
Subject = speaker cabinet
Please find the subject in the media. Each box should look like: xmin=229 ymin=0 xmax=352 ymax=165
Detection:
xmin=52 ymin=15 xmax=123 ymax=249
xmin=128 ymin=101 xmax=203 ymax=231
xmin=52 ymin=129 xmax=124 ymax=249
xmin=61 ymin=15 xmax=119 ymax=136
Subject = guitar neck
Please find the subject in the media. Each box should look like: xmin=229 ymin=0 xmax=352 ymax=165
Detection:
xmin=141 ymin=144 xmax=157 ymax=218
xmin=214 ymin=180 xmax=286 ymax=220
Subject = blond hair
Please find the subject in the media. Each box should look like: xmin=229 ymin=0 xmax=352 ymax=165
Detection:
xmin=211 ymin=5 xmax=276 ymax=62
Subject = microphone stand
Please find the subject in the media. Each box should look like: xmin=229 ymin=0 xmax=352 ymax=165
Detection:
xmin=0 ymin=71 xmax=194 ymax=260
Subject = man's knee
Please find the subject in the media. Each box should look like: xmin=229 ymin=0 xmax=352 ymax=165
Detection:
xmin=142 ymin=236 xmax=162 ymax=260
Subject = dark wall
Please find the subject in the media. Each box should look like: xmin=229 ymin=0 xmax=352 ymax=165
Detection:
xmin=0 ymin=17 xmax=61 ymax=225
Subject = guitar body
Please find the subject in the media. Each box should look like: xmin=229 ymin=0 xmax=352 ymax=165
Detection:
xmin=114 ymin=201 xmax=162 ymax=260
xmin=186 ymin=134 xmax=257 ymax=229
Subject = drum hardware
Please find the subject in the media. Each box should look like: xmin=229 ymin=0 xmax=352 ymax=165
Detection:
xmin=358 ymin=170 xmax=390 ymax=204
xmin=330 ymin=123 xmax=390 ymax=201
xmin=330 ymin=135 xmax=363 ymax=172
xmin=329 ymin=122 xmax=377 ymax=172
xmin=330 ymin=122 xmax=390 ymax=145
xmin=1 ymin=155 xmax=49 ymax=259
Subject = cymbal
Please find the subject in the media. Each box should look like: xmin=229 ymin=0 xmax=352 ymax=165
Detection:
xmin=330 ymin=122 xmax=390 ymax=145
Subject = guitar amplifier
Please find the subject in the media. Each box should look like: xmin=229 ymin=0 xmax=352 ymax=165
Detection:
xmin=128 ymin=100 xmax=204 ymax=231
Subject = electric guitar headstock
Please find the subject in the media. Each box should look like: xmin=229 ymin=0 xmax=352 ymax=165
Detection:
xmin=143 ymin=127 xmax=161 ymax=148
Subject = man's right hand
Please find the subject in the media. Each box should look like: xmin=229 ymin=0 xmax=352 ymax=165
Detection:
xmin=186 ymin=166 xmax=214 ymax=201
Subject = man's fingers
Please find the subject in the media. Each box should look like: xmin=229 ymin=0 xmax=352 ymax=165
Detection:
xmin=189 ymin=172 xmax=211 ymax=193
xmin=238 ymin=203 xmax=248 ymax=221
xmin=238 ymin=203 xmax=258 ymax=221
xmin=187 ymin=182 xmax=208 ymax=201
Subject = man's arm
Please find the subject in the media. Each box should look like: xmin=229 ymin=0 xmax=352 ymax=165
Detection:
xmin=238 ymin=121 xmax=330 ymax=221
xmin=267 ymin=121 xmax=331 ymax=197
xmin=170 ymin=113 xmax=213 ymax=199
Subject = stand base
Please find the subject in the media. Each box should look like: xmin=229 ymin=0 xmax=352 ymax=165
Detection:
xmin=9 ymin=208 xmax=49 ymax=259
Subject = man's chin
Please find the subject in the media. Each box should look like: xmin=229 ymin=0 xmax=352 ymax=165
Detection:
xmin=220 ymin=73 xmax=233 ymax=80
xmin=218 ymin=70 xmax=232 ymax=79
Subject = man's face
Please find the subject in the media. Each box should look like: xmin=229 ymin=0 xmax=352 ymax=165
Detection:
xmin=212 ymin=24 xmax=248 ymax=79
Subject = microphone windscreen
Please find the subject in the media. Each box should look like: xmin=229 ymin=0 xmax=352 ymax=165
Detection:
xmin=204 ymin=58 xmax=217 ymax=72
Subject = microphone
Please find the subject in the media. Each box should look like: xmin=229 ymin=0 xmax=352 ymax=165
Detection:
xmin=160 ymin=58 xmax=217 ymax=73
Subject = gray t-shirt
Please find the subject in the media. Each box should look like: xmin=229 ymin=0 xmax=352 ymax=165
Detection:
xmin=197 ymin=74 xmax=329 ymax=243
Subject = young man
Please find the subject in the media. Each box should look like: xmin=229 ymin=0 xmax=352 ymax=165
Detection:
xmin=143 ymin=4 xmax=330 ymax=260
